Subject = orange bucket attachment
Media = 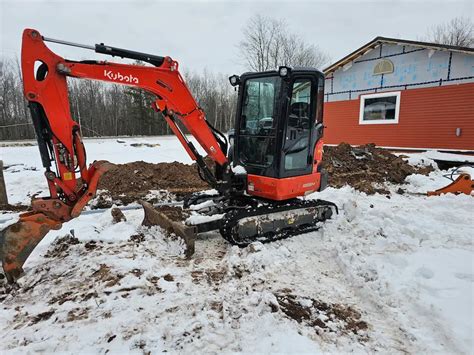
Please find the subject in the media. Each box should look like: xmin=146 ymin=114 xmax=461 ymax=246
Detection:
xmin=0 ymin=212 xmax=62 ymax=283
xmin=0 ymin=160 xmax=114 ymax=284
xmin=427 ymin=173 xmax=474 ymax=196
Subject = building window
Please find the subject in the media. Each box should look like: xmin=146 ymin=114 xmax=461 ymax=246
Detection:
xmin=359 ymin=91 xmax=401 ymax=125
xmin=373 ymin=59 xmax=394 ymax=75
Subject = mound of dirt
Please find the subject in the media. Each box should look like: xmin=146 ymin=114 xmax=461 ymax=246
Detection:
xmin=97 ymin=161 xmax=208 ymax=205
xmin=323 ymin=143 xmax=433 ymax=194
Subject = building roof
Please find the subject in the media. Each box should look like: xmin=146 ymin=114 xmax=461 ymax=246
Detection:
xmin=324 ymin=37 xmax=474 ymax=75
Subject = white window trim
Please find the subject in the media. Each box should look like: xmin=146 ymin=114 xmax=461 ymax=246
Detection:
xmin=359 ymin=91 xmax=401 ymax=125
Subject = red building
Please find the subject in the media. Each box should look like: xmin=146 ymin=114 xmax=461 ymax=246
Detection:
xmin=323 ymin=37 xmax=474 ymax=152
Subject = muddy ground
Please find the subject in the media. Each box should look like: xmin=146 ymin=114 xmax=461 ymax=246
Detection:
xmin=0 ymin=230 xmax=372 ymax=351
xmin=274 ymin=290 xmax=368 ymax=338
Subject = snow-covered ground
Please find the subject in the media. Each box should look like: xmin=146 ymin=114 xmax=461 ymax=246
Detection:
xmin=1 ymin=137 xmax=473 ymax=354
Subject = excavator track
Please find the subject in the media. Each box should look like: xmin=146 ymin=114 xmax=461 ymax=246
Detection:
xmin=219 ymin=199 xmax=337 ymax=247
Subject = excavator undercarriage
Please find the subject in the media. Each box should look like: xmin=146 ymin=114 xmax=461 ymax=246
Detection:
xmin=0 ymin=29 xmax=336 ymax=284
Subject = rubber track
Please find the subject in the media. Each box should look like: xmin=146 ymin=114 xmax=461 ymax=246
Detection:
xmin=219 ymin=199 xmax=337 ymax=247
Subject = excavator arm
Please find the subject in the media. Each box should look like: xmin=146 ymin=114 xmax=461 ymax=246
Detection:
xmin=0 ymin=29 xmax=229 ymax=283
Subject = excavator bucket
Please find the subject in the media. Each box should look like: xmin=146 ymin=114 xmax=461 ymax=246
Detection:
xmin=427 ymin=173 xmax=474 ymax=196
xmin=140 ymin=200 xmax=197 ymax=258
xmin=0 ymin=161 xmax=113 ymax=284
xmin=0 ymin=212 xmax=62 ymax=283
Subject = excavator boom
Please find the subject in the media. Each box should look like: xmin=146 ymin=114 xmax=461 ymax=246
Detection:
xmin=1 ymin=29 xmax=230 ymax=282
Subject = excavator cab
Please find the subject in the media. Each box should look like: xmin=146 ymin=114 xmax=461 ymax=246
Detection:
xmin=229 ymin=67 xmax=327 ymax=200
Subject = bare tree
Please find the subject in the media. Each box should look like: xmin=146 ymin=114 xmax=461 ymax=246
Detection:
xmin=427 ymin=17 xmax=474 ymax=47
xmin=239 ymin=15 xmax=284 ymax=71
xmin=184 ymin=69 xmax=237 ymax=132
xmin=238 ymin=15 xmax=330 ymax=71
xmin=0 ymin=58 xmax=35 ymax=140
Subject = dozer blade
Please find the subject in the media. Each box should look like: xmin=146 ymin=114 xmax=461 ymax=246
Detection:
xmin=140 ymin=200 xmax=197 ymax=258
xmin=0 ymin=212 xmax=62 ymax=283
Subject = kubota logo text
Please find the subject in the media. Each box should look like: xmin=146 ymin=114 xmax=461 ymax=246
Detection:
xmin=104 ymin=70 xmax=139 ymax=84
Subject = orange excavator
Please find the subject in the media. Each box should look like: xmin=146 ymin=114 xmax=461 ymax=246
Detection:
xmin=0 ymin=29 xmax=336 ymax=283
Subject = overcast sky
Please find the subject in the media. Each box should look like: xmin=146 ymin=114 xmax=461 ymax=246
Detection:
xmin=1 ymin=0 xmax=472 ymax=74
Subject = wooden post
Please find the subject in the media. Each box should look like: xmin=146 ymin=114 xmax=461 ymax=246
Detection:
xmin=0 ymin=161 xmax=8 ymax=205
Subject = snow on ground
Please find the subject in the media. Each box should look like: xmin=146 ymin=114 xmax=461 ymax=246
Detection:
xmin=314 ymin=187 xmax=473 ymax=354
xmin=1 ymin=137 xmax=473 ymax=354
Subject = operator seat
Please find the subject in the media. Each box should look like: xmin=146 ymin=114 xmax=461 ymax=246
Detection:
xmin=291 ymin=102 xmax=309 ymax=117
xmin=289 ymin=102 xmax=310 ymax=128
xmin=285 ymin=102 xmax=310 ymax=170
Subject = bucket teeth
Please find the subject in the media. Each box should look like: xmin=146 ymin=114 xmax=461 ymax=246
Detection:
xmin=0 ymin=213 xmax=62 ymax=283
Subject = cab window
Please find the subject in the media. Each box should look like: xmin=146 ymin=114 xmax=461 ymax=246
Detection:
xmin=283 ymin=78 xmax=313 ymax=171
xmin=238 ymin=76 xmax=281 ymax=167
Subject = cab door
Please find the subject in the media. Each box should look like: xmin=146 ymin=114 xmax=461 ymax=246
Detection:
xmin=280 ymin=76 xmax=316 ymax=177
xmin=235 ymin=75 xmax=282 ymax=178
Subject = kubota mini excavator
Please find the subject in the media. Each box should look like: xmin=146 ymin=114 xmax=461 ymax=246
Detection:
xmin=0 ymin=29 xmax=336 ymax=283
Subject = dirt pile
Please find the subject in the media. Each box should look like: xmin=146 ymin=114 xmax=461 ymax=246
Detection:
xmin=97 ymin=161 xmax=208 ymax=205
xmin=323 ymin=143 xmax=433 ymax=194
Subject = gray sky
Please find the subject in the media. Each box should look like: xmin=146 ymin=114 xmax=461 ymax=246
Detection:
xmin=1 ymin=0 xmax=473 ymax=75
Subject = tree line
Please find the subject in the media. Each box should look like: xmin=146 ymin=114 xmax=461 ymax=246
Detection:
xmin=0 ymin=59 xmax=238 ymax=140
xmin=1 ymin=15 xmax=472 ymax=141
